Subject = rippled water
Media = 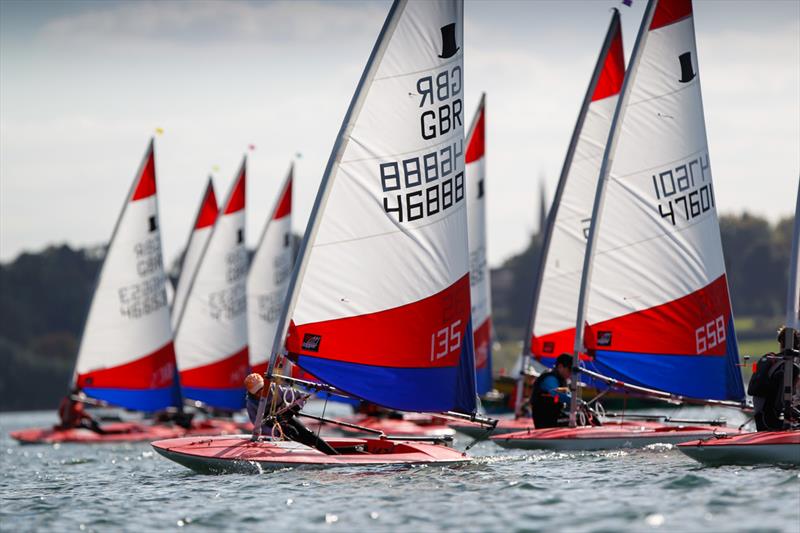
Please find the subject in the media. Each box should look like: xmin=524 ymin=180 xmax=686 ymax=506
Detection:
xmin=2 ymin=406 xmax=799 ymax=532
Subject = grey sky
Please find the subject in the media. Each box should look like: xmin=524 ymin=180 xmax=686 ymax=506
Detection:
xmin=1 ymin=0 xmax=798 ymax=267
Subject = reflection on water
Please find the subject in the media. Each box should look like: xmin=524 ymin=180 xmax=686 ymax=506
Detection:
xmin=1 ymin=405 xmax=798 ymax=532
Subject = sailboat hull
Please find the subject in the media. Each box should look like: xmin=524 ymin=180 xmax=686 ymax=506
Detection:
xmin=450 ymin=417 xmax=534 ymax=439
xmin=10 ymin=419 xmax=242 ymax=445
xmin=677 ymin=430 xmax=800 ymax=466
xmin=151 ymin=435 xmax=470 ymax=474
xmin=491 ymin=424 xmax=736 ymax=451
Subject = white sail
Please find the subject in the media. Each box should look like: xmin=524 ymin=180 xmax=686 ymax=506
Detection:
xmin=465 ymin=94 xmax=492 ymax=394
xmin=573 ymin=0 xmax=744 ymax=402
xmin=174 ymin=159 xmax=249 ymax=409
xmin=171 ymin=178 xmax=218 ymax=330
xmin=270 ymin=0 xmax=475 ymax=413
xmin=74 ymin=139 xmax=179 ymax=411
xmin=247 ymin=165 xmax=293 ymax=374
xmin=528 ymin=10 xmax=625 ymax=363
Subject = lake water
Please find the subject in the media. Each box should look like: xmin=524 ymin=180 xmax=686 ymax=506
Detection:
xmin=2 ymin=405 xmax=798 ymax=532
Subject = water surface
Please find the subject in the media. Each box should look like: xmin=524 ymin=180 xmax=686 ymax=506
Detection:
xmin=2 ymin=406 xmax=798 ymax=532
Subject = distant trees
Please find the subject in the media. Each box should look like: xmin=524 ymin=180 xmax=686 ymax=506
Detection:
xmin=0 ymin=214 xmax=792 ymax=410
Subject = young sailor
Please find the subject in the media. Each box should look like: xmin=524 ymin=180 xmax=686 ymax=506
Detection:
xmin=749 ymin=327 xmax=800 ymax=431
xmin=244 ymin=373 xmax=338 ymax=455
xmin=57 ymin=388 xmax=105 ymax=434
xmin=529 ymin=354 xmax=573 ymax=428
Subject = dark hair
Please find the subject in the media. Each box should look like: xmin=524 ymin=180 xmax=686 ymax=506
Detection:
xmin=555 ymin=353 xmax=573 ymax=369
xmin=777 ymin=326 xmax=800 ymax=349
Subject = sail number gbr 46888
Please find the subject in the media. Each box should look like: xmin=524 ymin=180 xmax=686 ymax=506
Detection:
xmin=379 ymin=66 xmax=465 ymax=223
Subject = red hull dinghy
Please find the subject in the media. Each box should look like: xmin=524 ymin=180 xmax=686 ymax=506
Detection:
xmin=492 ymin=424 xmax=738 ymax=451
xmin=11 ymin=418 xmax=243 ymax=445
xmin=152 ymin=435 xmax=468 ymax=474
xmin=450 ymin=417 xmax=533 ymax=439
xmin=677 ymin=431 xmax=800 ymax=466
xmin=153 ymin=0 xmax=495 ymax=473
xmin=497 ymin=0 xmax=751 ymax=452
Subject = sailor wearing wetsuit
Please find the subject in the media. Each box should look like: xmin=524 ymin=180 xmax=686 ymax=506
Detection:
xmin=244 ymin=373 xmax=338 ymax=455
xmin=529 ymin=353 xmax=573 ymax=429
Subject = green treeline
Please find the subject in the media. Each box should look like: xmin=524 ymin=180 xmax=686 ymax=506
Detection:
xmin=0 ymin=213 xmax=793 ymax=411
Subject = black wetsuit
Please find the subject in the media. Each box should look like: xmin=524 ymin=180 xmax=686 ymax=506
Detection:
xmin=529 ymin=370 xmax=569 ymax=429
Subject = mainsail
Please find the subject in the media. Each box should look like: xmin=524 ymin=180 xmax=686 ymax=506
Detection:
xmin=172 ymin=178 xmax=218 ymax=330
xmin=248 ymin=165 xmax=293 ymax=376
xmin=465 ymin=94 xmax=493 ymax=395
xmin=786 ymin=183 xmax=800 ymax=332
xmin=573 ymin=0 xmax=745 ymax=402
xmin=271 ymin=0 xmax=475 ymax=414
xmin=74 ymin=139 xmax=180 ymax=411
xmin=526 ymin=9 xmax=625 ymax=370
xmin=174 ymin=159 xmax=249 ymax=409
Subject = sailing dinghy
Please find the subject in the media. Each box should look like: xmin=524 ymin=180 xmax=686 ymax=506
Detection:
xmin=173 ymin=160 xmax=250 ymax=411
xmin=455 ymin=9 xmax=626 ymax=440
xmin=494 ymin=0 xmax=746 ymax=451
xmin=11 ymin=140 xmax=238 ymax=444
xmin=678 ymin=182 xmax=800 ymax=466
xmin=153 ymin=0 xmax=488 ymax=471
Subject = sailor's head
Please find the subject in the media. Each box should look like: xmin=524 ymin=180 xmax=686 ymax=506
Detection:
xmin=777 ymin=326 xmax=800 ymax=350
xmin=245 ymin=373 xmax=264 ymax=395
xmin=555 ymin=353 xmax=573 ymax=379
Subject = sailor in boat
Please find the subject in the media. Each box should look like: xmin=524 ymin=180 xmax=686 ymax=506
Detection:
xmin=244 ymin=373 xmax=339 ymax=455
xmin=529 ymin=353 xmax=575 ymax=429
xmin=57 ymin=387 xmax=106 ymax=434
xmin=749 ymin=327 xmax=800 ymax=431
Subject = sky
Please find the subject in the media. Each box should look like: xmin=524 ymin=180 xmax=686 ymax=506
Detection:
xmin=1 ymin=0 xmax=798 ymax=268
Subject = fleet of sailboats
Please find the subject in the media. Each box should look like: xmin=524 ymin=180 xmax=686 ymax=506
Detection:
xmin=10 ymin=0 xmax=798 ymax=468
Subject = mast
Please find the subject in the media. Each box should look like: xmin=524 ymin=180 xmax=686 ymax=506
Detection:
xmin=253 ymin=0 xmax=407 ymax=438
xmin=782 ymin=180 xmax=800 ymax=427
xmin=569 ymin=1 xmax=658 ymax=428
xmin=513 ymin=10 xmax=623 ymax=418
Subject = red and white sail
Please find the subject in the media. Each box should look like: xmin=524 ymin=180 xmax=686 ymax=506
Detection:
xmin=74 ymin=139 xmax=179 ymax=411
xmin=528 ymin=10 xmax=625 ymax=363
xmin=574 ymin=0 xmax=744 ymax=401
xmin=171 ymin=178 xmax=218 ymax=330
xmin=248 ymin=166 xmax=293 ymax=375
xmin=174 ymin=159 xmax=249 ymax=409
xmin=280 ymin=0 xmax=476 ymax=413
xmin=465 ymin=94 xmax=492 ymax=394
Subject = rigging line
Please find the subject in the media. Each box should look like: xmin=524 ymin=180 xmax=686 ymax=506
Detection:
xmin=316 ymin=394 xmax=330 ymax=443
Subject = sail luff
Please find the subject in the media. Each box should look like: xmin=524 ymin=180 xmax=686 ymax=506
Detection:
xmin=253 ymin=163 xmax=293 ymax=254
xmin=569 ymin=0 xmax=658 ymax=427
xmin=515 ymin=10 xmax=624 ymax=417
xmin=253 ymin=0 xmax=408 ymax=435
